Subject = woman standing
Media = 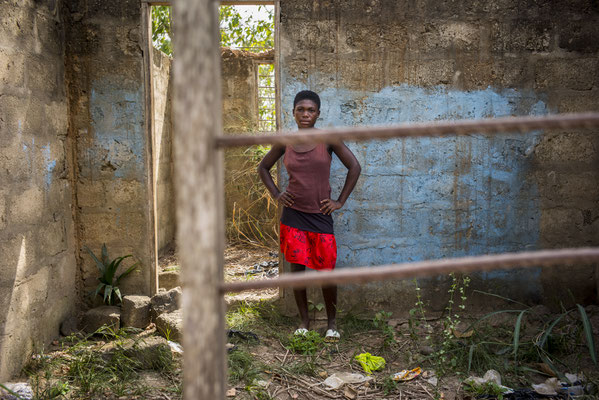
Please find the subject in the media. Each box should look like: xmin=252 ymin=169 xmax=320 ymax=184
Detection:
xmin=258 ymin=90 xmax=361 ymax=341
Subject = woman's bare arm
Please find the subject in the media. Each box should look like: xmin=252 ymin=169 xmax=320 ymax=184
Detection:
xmin=320 ymin=143 xmax=361 ymax=215
xmin=257 ymin=144 xmax=294 ymax=207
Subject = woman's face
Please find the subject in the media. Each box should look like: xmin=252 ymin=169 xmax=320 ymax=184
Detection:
xmin=293 ymin=99 xmax=320 ymax=129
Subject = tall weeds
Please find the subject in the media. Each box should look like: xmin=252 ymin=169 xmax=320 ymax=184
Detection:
xmin=225 ymin=145 xmax=278 ymax=248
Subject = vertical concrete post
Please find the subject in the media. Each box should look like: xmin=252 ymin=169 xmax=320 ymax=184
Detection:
xmin=173 ymin=0 xmax=225 ymax=398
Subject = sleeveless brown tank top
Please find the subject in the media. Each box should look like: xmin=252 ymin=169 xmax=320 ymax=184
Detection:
xmin=283 ymin=143 xmax=332 ymax=214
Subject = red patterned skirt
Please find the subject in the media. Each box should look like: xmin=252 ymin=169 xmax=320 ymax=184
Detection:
xmin=280 ymin=223 xmax=337 ymax=270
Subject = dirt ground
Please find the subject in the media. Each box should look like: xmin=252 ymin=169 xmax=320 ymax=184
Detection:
xmin=12 ymin=245 xmax=599 ymax=399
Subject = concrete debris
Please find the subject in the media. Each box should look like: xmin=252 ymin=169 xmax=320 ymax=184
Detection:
xmin=121 ymin=295 xmax=151 ymax=329
xmin=159 ymin=270 xmax=180 ymax=291
xmin=151 ymin=287 xmax=182 ymax=320
xmin=59 ymin=315 xmax=79 ymax=336
xmin=82 ymin=306 xmax=120 ymax=334
xmin=155 ymin=309 xmax=183 ymax=342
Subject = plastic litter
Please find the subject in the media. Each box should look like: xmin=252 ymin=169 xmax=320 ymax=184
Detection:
xmin=532 ymin=374 xmax=585 ymax=397
xmin=393 ymin=367 xmax=422 ymax=381
xmin=323 ymin=372 xmax=372 ymax=390
xmin=354 ymin=353 xmax=386 ymax=375
xmin=531 ymin=377 xmax=559 ymax=395
xmin=464 ymin=369 xmax=512 ymax=394
xmin=227 ymin=329 xmax=259 ymax=342
xmin=167 ymin=340 xmax=183 ymax=354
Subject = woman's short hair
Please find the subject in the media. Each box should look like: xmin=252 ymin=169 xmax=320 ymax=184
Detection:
xmin=293 ymin=90 xmax=321 ymax=110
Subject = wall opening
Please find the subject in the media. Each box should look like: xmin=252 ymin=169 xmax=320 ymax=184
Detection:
xmin=145 ymin=2 xmax=280 ymax=299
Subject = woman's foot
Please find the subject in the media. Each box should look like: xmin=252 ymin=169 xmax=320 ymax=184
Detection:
xmin=324 ymin=328 xmax=340 ymax=342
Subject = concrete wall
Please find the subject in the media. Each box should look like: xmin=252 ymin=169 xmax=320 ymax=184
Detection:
xmin=279 ymin=0 xmax=599 ymax=312
xmin=65 ymin=0 xmax=156 ymax=299
xmin=222 ymin=49 xmax=278 ymax=244
xmin=0 ymin=0 xmax=78 ymax=380
xmin=152 ymin=48 xmax=175 ymax=254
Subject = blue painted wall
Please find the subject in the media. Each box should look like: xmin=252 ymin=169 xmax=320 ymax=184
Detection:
xmin=281 ymin=82 xmax=550 ymax=295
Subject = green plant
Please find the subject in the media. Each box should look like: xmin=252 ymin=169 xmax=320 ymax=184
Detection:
xmin=409 ymin=278 xmax=432 ymax=341
xmin=373 ymin=310 xmax=396 ymax=348
xmin=85 ymin=244 xmax=139 ymax=305
xmin=287 ymin=331 xmax=323 ymax=355
xmin=308 ymin=300 xmax=325 ymax=322
xmin=464 ymin=381 xmax=507 ymax=399
xmin=436 ymin=273 xmax=471 ymax=374
xmin=381 ymin=376 xmax=398 ymax=396
xmin=228 ymin=350 xmax=261 ymax=385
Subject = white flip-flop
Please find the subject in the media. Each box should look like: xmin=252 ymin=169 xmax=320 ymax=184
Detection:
xmin=294 ymin=328 xmax=309 ymax=336
xmin=325 ymin=329 xmax=340 ymax=342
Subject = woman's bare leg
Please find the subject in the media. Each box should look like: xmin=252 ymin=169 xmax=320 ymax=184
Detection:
xmin=291 ymin=263 xmax=310 ymax=329
xmin=322 ymin=285 xmax=337 ymax=331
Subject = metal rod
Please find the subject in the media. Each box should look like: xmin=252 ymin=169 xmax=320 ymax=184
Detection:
xmin=215 ymin=112 xmax=599 ymax=147
xmin=221 ymin=247 xmax=599 ymax=293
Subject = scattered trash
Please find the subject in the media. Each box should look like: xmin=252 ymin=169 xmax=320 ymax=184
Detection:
xmin=245 ymin=260 xmax=278 ymax=277
xmin=532 ymin=374 xmax=586 ymax=397
xmin=465 ymin=369 xmax=502 ymax=386
xmin=225 ymin=388 xmax=236 ymax=397
xmin=393 ymin=367 xmax=422 ymax=382
xmin=354 ymin=353 xmax=386 ymax=375
xmin=255 ymin=380 xmax=269 ymax=388
xmin=225 ymin=343 xmax=237 ymax=353
xmin=532 ymin=377 xmax=559 ymax=395
xmin=167 ymin=340 xmax=183 ymax=354
xmin=227 ymin=329 xmax=259 ymax=342
xmin=319 ymin=371 xmax=328 ymax=379
xmin=464 ymin=370 xmax=512 ymax=395
xmin=323 ymin=372 xmax=372 ymax=390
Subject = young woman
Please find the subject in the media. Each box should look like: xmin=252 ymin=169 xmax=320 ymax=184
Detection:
xmin=257 ymin=90 xmax=361 ymax=341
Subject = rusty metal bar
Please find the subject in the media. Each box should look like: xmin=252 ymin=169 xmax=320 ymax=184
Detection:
xmin=215 ymin=112 xmax=599 ymax=147
xmin=221 ymin=247 xmax=599 ymax=293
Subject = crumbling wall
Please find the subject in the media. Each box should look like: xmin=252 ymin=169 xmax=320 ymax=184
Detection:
xmin=279 ymin=0 xmax=599 ymax=312
xmin=65 ymin=0 xmax=156 ymax=299
xmin=221 ymin=49 xmax=277 ymax=244
xmin=152 ymin=48 xmax=175 ymax=254
xmin=0 ymin=0 xmax=77 ymax=381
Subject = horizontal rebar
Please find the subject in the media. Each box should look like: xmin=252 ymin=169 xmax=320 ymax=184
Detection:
xmin=220 ymin=247 xmax=599 ymax=293
xmin=215 ymin=112 xmax=599 ymax=148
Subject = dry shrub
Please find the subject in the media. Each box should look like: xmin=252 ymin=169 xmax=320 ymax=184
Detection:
xmin=225 ymin=145 xmax=278 ymax=248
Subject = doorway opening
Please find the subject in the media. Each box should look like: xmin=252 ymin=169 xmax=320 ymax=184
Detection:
xmin=146 ymin=1 xmax=280 ymax=301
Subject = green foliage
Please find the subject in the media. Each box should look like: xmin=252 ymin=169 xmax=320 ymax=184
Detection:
xmin=464 ymin=381 xmax=507 ymax=399
xmin=84 ymin=244 xmax=139 ymax=305
xmin=287 ymin=331 xmax=323 ymax=355
xmin=219 ymin=5 xmax=274 ymax=51
xmin=151 ymin=6 xmax=172 ymax=56
xmin=228 ymin=350 xmax=261 ymax=385
xmin=151 ymin=5 xmax=274 ymax=56
xmin=381 ymin=376 xmax=398 ymax=396
xmin=373 ymin=311 xmax=396 ymax=348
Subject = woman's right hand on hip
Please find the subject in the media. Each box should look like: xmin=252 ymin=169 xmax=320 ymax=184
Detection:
xmin=276 ymin=191 xmax=295 ymax=207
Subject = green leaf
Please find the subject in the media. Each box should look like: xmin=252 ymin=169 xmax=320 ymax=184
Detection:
xmin=114 ymin=287 xmax=122 ymax=304
xmin=537 ymin=312 xmax=566 ymax=350
xmin=577 ymin=304 xmax=597 ymax=365
xmin=101 ymin=244 xmax=109 ymax=266
xmin=84 ymin=245 xmax=106 ymax=274
xmin=513 ymin=310 xmax=526 ymax=358
xmin=539 ymin=352 xmax=567 ymax=381
xmin=115 ymin=262 xmax=139 ymax=285
xmin=103 ymin=285 xmax=112 ymax=304
xmin=467 ymin=344 xmax=475 ymax=374
xmin=94 ymin=282 xmax=105 ymax=298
